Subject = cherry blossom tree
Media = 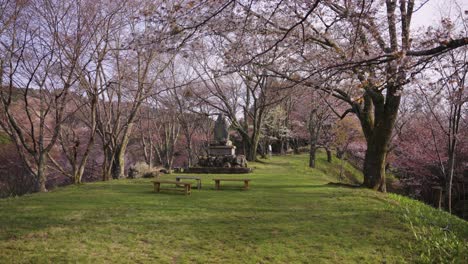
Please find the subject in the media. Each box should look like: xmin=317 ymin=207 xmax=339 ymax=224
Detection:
xmin=416 ymin=47 xmax=467 ymax=213
xmin=216 ymin=0 xmax=468 ymax=191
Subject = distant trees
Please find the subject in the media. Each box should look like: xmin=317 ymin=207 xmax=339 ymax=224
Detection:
xmin=0 ymin=0 xmax=98 ymax=191
xmin=191 ymin=48 xmax=292 ymax=161
xmin=415 ymin=48 xmax=468 ymax=213
xmin=289 ymin=88 xmax=335 ymax=168
xmin=261 ymin=105 xmax=290 ymax=157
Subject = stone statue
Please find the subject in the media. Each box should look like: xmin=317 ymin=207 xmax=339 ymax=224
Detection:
xmin=214 ymin=114 xmax=229 ymax=144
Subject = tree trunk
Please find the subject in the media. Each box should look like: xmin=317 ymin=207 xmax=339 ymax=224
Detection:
xmin=336 ymin=147 xmax=344 ymax=159
xmin=74 ymin=167 xmax=84 ymax=184
xmin=357 ymin=85 xmax=400 ymax=192
xmin=309 ymin=132 xmax=317 ymax=168
xmin=247 ymin=141 xmax=258 ymax=161
xmin=309 ymin=129 xmax=317 ymax=168
xmin=102 ymin=152 xmax=112 ymax=181
xmin=247 ymin=132 xmax=260 ymax=162
xmin=446 ymin=150 xmax=456 ymax=214
xmin=36 ymin=154 xmax=48 ymax=192
xmin=186 ymin=139 xmax=192 ymax=168
xmin=308 ymin=109 xmax=319 ymax=168
xmin=326 ymin=148 xmax=332 ymax=163
xmin=108 ymin=129 xmax=131 ymax=179
xmin=280 ymin=138 xmax=286 ymax=155
xmin=111 ymin=149 xmax=125 ymax=179
xmin=242 ymin=139 xmax=248 ymax=157
xmin=259 ymin=142 xmax=267 ymax=159
xmin=292 ymin=138 xmax=299 ymax=154
xmin=309 ymin=142 xmax=317 ymax=168
xmin=363 ymin=141 xmax=387 ymax=192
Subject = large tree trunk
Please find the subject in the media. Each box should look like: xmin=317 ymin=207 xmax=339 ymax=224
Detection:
xmin=363 ymin=140 xmax=387 ymax=192
xmin=239 ymin=126 xmax=258 ymax=162
xmin=111 ymin=123 xmax=133 ymax=179
xmin=102 ymin=148 xmax=114 ymax=181
xmin=247 ymin=138 xmax=258 ymax=161
xmin=74 ymin=165 xmax=85 ymax=185
xmin=111 ymin=148 xmax=125 ymax=179
xmin=242 ymin=139 xmax=248 ymax=157
xmin=243 ymin=140 xmax=253 ymax=161
xmin=357 ymin=84 xmax=400 ymax=192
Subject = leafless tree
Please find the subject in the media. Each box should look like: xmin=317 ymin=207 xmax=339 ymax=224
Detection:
xmin=0 ymin=0 xmax=97 ymax=191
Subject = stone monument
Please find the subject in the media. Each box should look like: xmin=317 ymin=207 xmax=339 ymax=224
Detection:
xmin=209 ymin=114 xmax=236 ymax=156
xmin=186 ymin=114 xmax=250 ymax=173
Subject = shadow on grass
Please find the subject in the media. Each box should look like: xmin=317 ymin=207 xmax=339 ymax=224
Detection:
xmin=100 ymin=182 xmax=363 ymax=196
xmin=252 ymin=160 xmax=291 ymax=167
xmin=326 ymin=182 xmax=362 ymax=188
xmin=146 ymin=191 xmax=192 ymax=196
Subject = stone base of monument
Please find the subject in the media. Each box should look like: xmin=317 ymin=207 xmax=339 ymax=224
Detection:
xmin=185 ymin=154 xmax=252 ymax=174
xmin=208 ymin=145 xmax=236 ymax=156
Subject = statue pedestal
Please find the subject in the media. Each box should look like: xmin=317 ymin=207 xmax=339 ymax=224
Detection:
xmin=209 ymin=145 xmax=236 ymax=156
xmin=188 ymin=143 xmax=249 ymax=173
xmin=187 ymin=114 xmax=250 ymax=173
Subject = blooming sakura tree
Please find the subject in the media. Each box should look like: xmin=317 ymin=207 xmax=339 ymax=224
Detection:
xmin=415 ymin=47 xmax=468 ymax=212
xmin=213 ymin=0 xmax=468 ymax=191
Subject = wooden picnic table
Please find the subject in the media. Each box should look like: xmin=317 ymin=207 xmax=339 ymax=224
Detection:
xmin=176 ymin=176 xmax=202 ymax=190
xmin=213 ymin=178 xmax=251 ymax=190
xmin=152 ymin=180 xmax=192 ymax=195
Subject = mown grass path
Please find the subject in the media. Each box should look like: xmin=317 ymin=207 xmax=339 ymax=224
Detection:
xmin=0 ymin=154 xmax=466 ymax=263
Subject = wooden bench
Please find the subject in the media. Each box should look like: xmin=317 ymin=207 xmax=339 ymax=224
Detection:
xmin=175 ymin=176 xmax=202 ymax=190
xmin=152 ymin=180 xmax=192 ymax=195
xmin=213 ymin=178 xmax=251 ymax=190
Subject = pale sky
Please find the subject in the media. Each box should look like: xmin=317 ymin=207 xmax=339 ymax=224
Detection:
xmin=411 ymin=0 xmax=468 ymax=29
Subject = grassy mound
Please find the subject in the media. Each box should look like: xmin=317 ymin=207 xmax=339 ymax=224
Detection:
xmin=0 ymin=154 xmax=466 ymax=263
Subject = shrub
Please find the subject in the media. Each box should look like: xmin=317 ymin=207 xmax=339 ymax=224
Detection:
xmin=0 ymin=144 xmax=35 ymax=197
xmin=297 ymin=146 xmax=310 ymax=153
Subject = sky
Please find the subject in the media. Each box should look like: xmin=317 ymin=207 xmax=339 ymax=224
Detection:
xmin=411 ymin=0 xmax=468 ymax=29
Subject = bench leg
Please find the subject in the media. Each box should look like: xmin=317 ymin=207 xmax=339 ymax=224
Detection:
xmin=154 ymin=183 xmax=160 ymax=193
xmin=197 ymin=180 xmax=201 ymax=190
xmin=215 ymin=180 xmax=220 ymax=190
xmin=185 ymin=185 xmax=191 ymax=195
xmin=244 ymin=180 xmax=249 ymax=190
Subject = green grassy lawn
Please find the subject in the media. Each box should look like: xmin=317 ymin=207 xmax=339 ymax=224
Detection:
xmin=0 ymin=154 xmax=466 ymax=263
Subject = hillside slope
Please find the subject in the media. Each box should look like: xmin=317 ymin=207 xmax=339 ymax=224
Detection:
xmin=0 ymin=154 xmax=466 ymax=263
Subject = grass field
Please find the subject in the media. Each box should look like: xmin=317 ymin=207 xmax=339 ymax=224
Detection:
xmin=0 ymin=154 xmax=467 ymax=263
